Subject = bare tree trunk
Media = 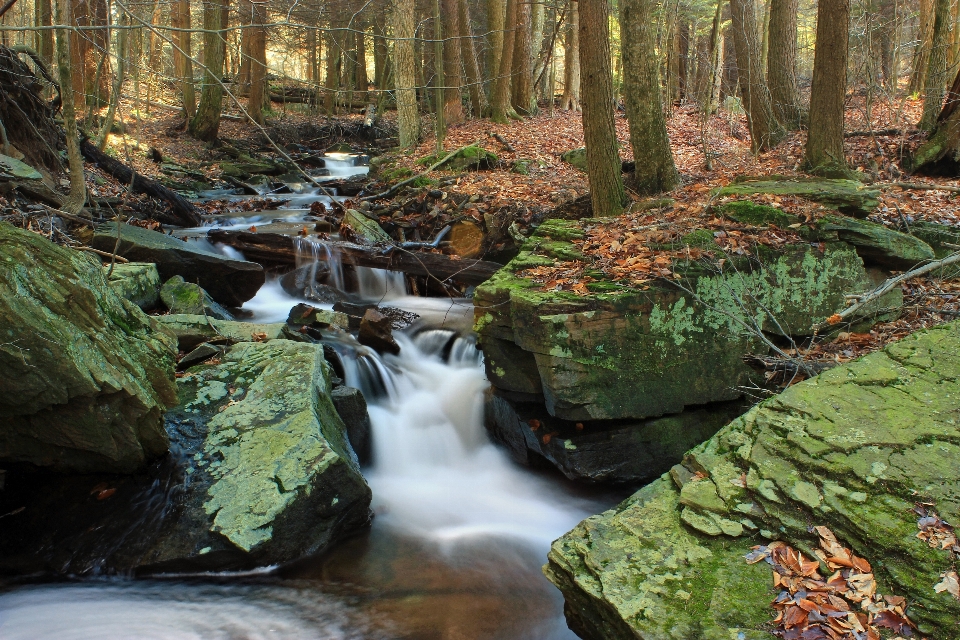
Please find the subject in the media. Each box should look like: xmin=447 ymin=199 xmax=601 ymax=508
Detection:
xmin=579 ymin=0 xmax=625 ymax=216
xmin=441 ymin=0 xmax=464 ymax=124
xmin=325 ymin=19 xmax=343 ymax=114
xmin=767 ymin=0 xmax=803 ymax=128
xmin=804 ymin=0 xmax=850 ymax=175
xmin=694 ymin=0 xmax=723 ymax=113
xmin=878 ymin=0 xmax=897 ymax=86
xmin=392 ymin=0 xmax=420 ymax=147
xmin=55 ymin=0 xmax=86 ymax=214
xmin=490 ymin=0 xmax=518 ymax=122
xmin=355 ymin=26 xmax=369 ymax=103
xmin=720 ymin=4 xmax=738 ymax=102
xmin=620 ymin=0 xmax=679 ymax=194
xmin=247 ymin=0 xmax=267 ymax=123
xmin=560 ymin=0 xmax=580 ymax=111
xmin=189 ymin=0 xmax=227 ymax=141
xmin=511 ymin=0 xmax=534 ymax=114
xmin=730 ymin=0 xmax=785 ymax=151
xmin=920 ymin=0 xmax=950 ymax=130
xmin=459 ymin=0 xmax=486 ymax=116
xmin=486 ymin=0 xmax=505 ymax=98
xmin=69 ymin=0 xmax=110 ymax=109
xmin=677 ymin=17 xmax=690 ymax=102
xmin=910 ymin=0 xmax=934 ymax=94
xmin=96 ymin=9 xmax=127 ymax=149
xmin=172 ymin=0 xmax=196 ymax=118
xmin=34 ymin=0 xmax=53 ymax=66
xmin=237 ymin=0 xmax=251 ymax=93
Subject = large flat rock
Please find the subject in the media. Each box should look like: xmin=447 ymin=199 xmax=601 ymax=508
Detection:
xmin=91 ymin=223 xmax=265 ymax=306
xmin=545 ymin=321 xmax=960 ymax=639
xmin=0 ymin=223 xmax=177 ymax=473
xmin=0 ymin=340 xmax=372 ymax=575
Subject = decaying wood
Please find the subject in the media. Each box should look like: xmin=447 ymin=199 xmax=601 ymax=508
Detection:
xmin=843 ymin=128 xmax=905 ymax=138
xmin=881 ymin=181 xmax=960 ymax=194
xmin=815 ymin=251 xmax=960 ymax=330
xmin=207 ymin=229 xmax=501 ymax=285
xmin=80 ymin=139 xmax=202 ymax=227
xmin=489 ymin=131 xmax=515 ymax=152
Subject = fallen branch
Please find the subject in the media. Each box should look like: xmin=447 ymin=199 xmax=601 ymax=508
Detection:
xmin=361 ymin=140 xmax=481 ymax=202
xmin=79 ymin=246 xmax=129 ymax=262
xmin=80 ymin=138 xmax=202 ymax=227
xmin=843 ymin=128 xmax=906 ymax=138
xmin=814 ymin=251 xmax=960 ymax=331
xmin=207 ymin=229 xmax=501 ymax=286
xmin=489 ymin=131 xmax=515 ymax=152
xmin=880 ymin=181 xmax=960 ymax=194
xmin=0 ymin=0 xmax=18 ymax=20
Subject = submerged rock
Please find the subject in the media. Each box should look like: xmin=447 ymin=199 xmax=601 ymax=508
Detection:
xmin=90 ymin=223 xmax=264 ymax=307
xmin=0 ymin=223 xmax=177 ymax=473
xmin=160 ymin=275 xmax=234 ymax=320
xmin=545 ymin=321 xmax=960 ymax=639
xmin=104 ymin=262 xmax=161 ymax=310
xmin=474 ymin=219 xmax=898 ymax=423
xmin=0 ymin=340 xmax=372 ymax=575
xmin=278 ymin=263 xmax=343 ymax=303
xmin=359 ymin=308 xmax=401 ymax=355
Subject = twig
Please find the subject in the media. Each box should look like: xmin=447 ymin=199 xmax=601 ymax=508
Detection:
xmin=40 ymin=204 xmax=96 ymax=227
xmin=489 ymin=131 xmax=515 ymax=152
xmin=0 ymin=0 xmax=19 ymax=20
xmin=813 ymin=251 xmax=960 ymax=331
xmin=360 ymin=140 xmax=481 ymax=202
xmin=79 ymin=246 xmax=129 ymax=262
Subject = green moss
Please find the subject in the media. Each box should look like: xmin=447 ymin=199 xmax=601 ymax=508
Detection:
xmin=717 ymin=200 xmax=801 ymax=228
xmin=680 ymin=228 xmax=719 ymax=249
xmin=715 ymin=177 xmax=880 ymax=217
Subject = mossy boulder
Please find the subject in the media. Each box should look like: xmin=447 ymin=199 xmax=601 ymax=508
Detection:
xmin=0 ymin=223 xmax=177 ymax=473
xmin=418 ymin=145 xmax=498 ymax=171
xmin=715 ymin=177 xmax=880 ymax=218
xmin=90 ymin=223 xmax=265 ymax=307
xmin=154 ymin=313 xmax=297 ymax=351
xmin=160 ymin=275 xmax=233 ymax=320
xmin=545 ymin=321 xmax=960 ymax=639
xmin=342 ymin=208 xmax=392 ymax=244
xmin=105 ymin=262 xmax=161 ymax=310
xmin=561 ymin=148 xmax=588 ymax=171
xmin=0 ymin=340 xmax=372 ymax=575
xmin=474 ymin=219 xmax=898 ymax=422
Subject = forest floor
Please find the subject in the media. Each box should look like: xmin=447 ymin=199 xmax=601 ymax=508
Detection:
xmin=12 ymin=90 xmax=960 ymax=379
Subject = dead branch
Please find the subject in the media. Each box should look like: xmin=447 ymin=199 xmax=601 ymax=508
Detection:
xmin=880 ymin=181 xmax=960 ymax=194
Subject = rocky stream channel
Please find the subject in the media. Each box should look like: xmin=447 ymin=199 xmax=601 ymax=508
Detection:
xmin=1 ymin=154 xmax=959 ymax=639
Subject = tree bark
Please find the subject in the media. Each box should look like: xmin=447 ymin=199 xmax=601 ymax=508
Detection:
xmin=171 ymin=0 xmax=196 ymax=118
xmin=579 ymin=0 xmax=625 ymax=216
xmin=55 ymin=0 xmax=86 ymax=214
xmin=489 ymin=0 xmax=518 ymax=122
xmin=878 ymin=0 xmax=897 ymax=86
xmin=620 ymin=0 xmax=678 ymax=194
xmin=767 ymin=0 xmax=803 ymax=128
xmin=910 ymin=0 xmax=934 ymax=94
xmin=804 ymin=0 xmax=850 ymax=175
xmin=441 ymin=0 xmax=464 ymax=124
xmin=34 ymin=0 xmax=53 ymax=66
xmin=69 ymin=0 xmax=109 ymax=109
xmin=246 ymin=0 xmax=267 ymax=124
xmin=560 ymin=0 xmax=580 ymax=111
xmin=920 ymin=0 xmax=950 ymax=130
xmin=720 ymin=5 xmax=738 ymax=102
xmin=459 ymin=0 xmax=486 ymax=116
xmin=325 ymin=19 xmax=344 ymax=114
xmin=511 ymin=0 xmax=534 ymax=114
xmin=486 ymin=0 xmax=505 ymax=99
xmin=355 ymin=26 xmax=369 ymax=103
xmin=189 ymin=0 xmax=228 ymax=141
xmin=392 ymin=0 xmax=420 ymax=147
xmin=910 ymin=65 xmax=960 ymax=173
xmin=730 ymin=0 xmax=785 ymax=151
xmin=677 ymin=17 xmax=690 ymax=102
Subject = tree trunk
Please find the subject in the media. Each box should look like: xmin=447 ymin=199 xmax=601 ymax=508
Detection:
xmin=920 ymin=0 xmax=950 ymax=130
xmin=489 ymin=0 xmax=518 ymax=122
xmin=694 ymin=0 xmax=723 ymax=113
xmin=34 ymin=0 xmax=53 ymax=66
xmin=246 ymin=0 xmax=267 ymax=123
xmin=677 ymin=18 xmax=690 ymax=102
xmin=237 ymin=0 xmax=251 ymax=92
xmin=486 ymin=0 xmax=505 ymax=98
xmin=511 ymin=0 xmax=534 ymax=114
xmin=878 ymin=0 xmax=897 ymax=86
xmin=55 ymin=0 xmax=86 ymax=214
xmin=392 ymin=0 xmax=420 ymax=147
xmin=910 ymin=0 xmax=934 ymax=94
xmin=767 ymin=0 xmax=803 ymax=128
xmin=373 ymin=16 xmax=387 ymax=91
xmin=96 ymin=10 xmax=127 ymax=149
xmin=909 ymin=65 xmax=960 ymax=174
xmin=355 ymin=27 xmax=369 ymax=103
xmin=441 ymin=0 xmax=464 ymax=124
xmin=720 ymin=4 xmax=738 ymax=102
xmin=172 ymin=0 xmax=196 ymax=118
xmin=730 ymin=0 xmax=785 ymax=151
xmin=459 ymin=0 xmax=486 ymax=116
xmin=620 ymin=0 xmax=679 ymax=194
xmin=69 ymin=0 xmax=110 ymax=109
xmin=560 ymin=0 xmax=580 ymax=111
xmin=324 ymin=20 xmax=343 ymax=114
xmin=804 ymin=0 xmax=850 ymax=175
xmin=189 ymin=0 xmax=228 ymax=141
xmin=579 ymin=0 xmax=625 ymax=216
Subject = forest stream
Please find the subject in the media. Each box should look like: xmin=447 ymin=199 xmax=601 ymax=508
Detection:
xmin=0 ymin=156 xmax=615 ymax=640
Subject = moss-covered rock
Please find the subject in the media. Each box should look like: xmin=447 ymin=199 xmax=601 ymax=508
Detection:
xmin=545 ymin=321 xmax=960 ymax=639
xmin=716 ymin=177 xmax=880 ymax=218
xmin=0 ymin=223 xmax=177 ymax=473
xmin=418 ymin=145 xmax=499 ymax=171
xmin=105 ymin=262 xmax=161 ymax=310
xmin=160 ymin=275 xmax=233 ymax=320
xmin=90 ymin=223 xmax=264 ymax=307
xmin=342 ymin=208 xmax=392 ymax=244
xmin=474 ymin=219 xmax=896 ymax=422
xmin=717 ymin=200 xmax=802 ymax=228
xmin=154 ymin=313 xmax=298 ymax=351
xmin=816 ymin=214 xmax=935 ymax=269
xmin=561 ymin=148 xmax=588 ymax=171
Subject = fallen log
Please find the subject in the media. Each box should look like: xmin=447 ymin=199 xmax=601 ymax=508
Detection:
xmin=207 ymin=229 xmax=502 ymax=286
xmin=80 ymin=139 xmax=202 ymax=227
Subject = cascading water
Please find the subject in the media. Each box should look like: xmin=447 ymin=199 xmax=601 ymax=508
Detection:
xmin=0 ymin=157 xmax=613 ymax=640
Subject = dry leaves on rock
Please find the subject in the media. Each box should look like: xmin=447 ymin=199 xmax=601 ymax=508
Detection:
xmin=913 ymin=504 xmax=960 ymax=603
xmin=746 ymin=526 xmax=919 ymax=639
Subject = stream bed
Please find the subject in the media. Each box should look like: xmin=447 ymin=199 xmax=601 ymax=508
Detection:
xmin=0 ymin=155 xmax=617 ymax=639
